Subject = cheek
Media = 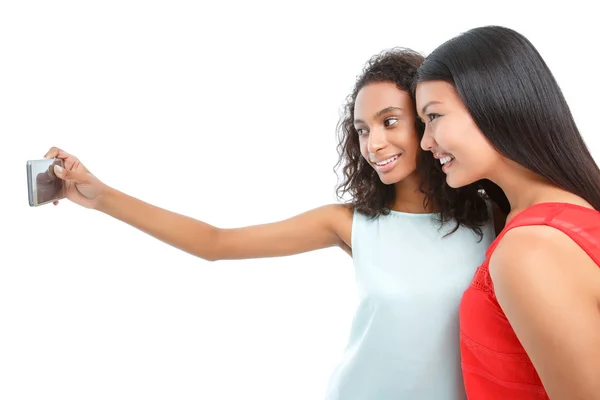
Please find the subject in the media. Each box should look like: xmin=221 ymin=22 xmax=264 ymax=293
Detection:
xmin=392 ymin=127 xmax=420 ymax=154
xmin=453 ymin=130 xmax=499 ymax=182
xmin=470 ymin=137 xmax=499 ymax=168
xmin=437 ymin=119 xmax=478 ymax=157
xmin=359 ymin=140 xmax=369 ymax=163
xmin=405 ymin=130 xmax=421 ymax=153
xmin=404 ymin=136 xmax=420 ymax=165
xmin=358 ymin=139 xmax=369 ymax=160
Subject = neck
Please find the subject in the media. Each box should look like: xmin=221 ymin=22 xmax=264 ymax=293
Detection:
xmin=488 ymin=160 xmax=589 ymax=217
xmin=391 ymin=172 xmax=435 ymax=213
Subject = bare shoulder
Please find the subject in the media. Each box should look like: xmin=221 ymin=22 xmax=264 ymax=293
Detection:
xmin=488 ymin=224 xmax=600 ymax=398
xmin=324 ymin=203 xmax=354 ymax=217
xmin=490 ymin=224 xmax=598 ymax=288
xmin=322 ymin=203 xmax=354 ymax=249
xmin=318 ymin=203 xmax=353 ymax=225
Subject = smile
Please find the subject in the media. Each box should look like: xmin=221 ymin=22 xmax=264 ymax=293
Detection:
xmin=373 ymin=154 xmax=401 ymax=172
xmin=439 ymin=155 xmax=454 ymax=166
xmin=375 ymin=155 xmax=399 ymax=166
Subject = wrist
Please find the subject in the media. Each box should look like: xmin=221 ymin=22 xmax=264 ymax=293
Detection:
xmin=95 ymin=185 xmax=119 ymax=212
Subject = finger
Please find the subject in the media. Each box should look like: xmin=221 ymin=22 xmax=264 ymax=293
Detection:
xmin=44 ymin=147 xmax=60 ymax=158
xmin=54 ymin=165 xmax=88 ymax=184
xmin=44 ymin=147 xmax=73 ymax=160
xmin=53 ymin=201 xmax=59 ymax=206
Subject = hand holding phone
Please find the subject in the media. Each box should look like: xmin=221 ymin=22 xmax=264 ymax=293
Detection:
xmin=28 ymin=147 xmax=110 ymax=209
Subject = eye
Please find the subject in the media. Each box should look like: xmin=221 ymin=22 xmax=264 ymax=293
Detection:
xmin=427 ymin=113 xmax=441 ymax=122
xmin=384 ymin=117 xmax=398 ymax=127
xmin=356 ymin=127 xmax=368 ymax=136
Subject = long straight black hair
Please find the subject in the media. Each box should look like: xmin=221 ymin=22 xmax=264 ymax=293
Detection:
xmin=415 ymin=25 xmax=600 ymax=213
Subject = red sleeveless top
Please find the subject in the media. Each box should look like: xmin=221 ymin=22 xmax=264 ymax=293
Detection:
xmin=459 ymin=202 xmax=600 ymax=399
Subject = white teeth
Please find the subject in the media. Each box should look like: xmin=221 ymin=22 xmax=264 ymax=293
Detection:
xmin=375 ymin=155 xmax=399 ymax=166
xmin=440 ymin=155 xmax=454 ymax=166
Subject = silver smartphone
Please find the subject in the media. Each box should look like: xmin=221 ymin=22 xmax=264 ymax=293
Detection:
xmin=26 ymin=158 xmax=67 ymax=207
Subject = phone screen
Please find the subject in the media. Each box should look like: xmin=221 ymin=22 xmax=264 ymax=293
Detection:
xmin=27 ymin=158 xmax=66 ymax=206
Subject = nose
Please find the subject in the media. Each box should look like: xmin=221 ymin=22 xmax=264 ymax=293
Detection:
xmin=367 ymin=127 xmax=387 ymax=154
xmin=420 ymin=125 xmax=436 ymax=151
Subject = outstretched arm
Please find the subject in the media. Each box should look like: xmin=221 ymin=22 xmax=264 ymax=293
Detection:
xmin=45 ymin=146 xmax=353 ymax=262
xmin=98 ymin=187 xmax=353 ymax=261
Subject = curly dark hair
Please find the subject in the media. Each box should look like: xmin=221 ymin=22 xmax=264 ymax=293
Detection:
xmin=334 ymin=47 xmax=490 ymax=239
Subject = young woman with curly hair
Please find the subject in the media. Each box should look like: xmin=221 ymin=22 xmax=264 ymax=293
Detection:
xmin=43 ymin=48 xmax=497 ymax=399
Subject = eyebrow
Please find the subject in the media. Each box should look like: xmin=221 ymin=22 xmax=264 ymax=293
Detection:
xmin=354 ymin=106 xmax=403 ymax=124
xmin=420 ymin=101 xmax=442 ymax=115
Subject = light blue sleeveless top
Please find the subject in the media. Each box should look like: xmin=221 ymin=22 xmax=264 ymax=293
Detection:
xmin=325 ymin=208 xmax=495 ymax=400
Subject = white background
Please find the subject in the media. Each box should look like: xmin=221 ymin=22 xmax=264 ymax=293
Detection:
xmin=1 ymin=1 xmax=598 ymax=399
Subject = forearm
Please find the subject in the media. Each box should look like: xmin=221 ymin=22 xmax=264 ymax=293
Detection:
xmin=94 ymin=187 xmax=351 ymax=262
xmin=96 ymin=187 xmax=219 ymax=261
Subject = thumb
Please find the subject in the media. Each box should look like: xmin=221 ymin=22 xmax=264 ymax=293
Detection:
xmin=54 ymin=165 xmax=88 ymax=184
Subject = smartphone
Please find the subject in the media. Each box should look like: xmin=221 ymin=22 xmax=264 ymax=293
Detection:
xmin=26 ymin=158 xmax=67 ymax=207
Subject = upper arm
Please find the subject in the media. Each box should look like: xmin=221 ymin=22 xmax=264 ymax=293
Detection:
xmin=213 ymin=204 xmax=353 ymax=260
xmin=490 ymin=226 xmax=600 ymax=399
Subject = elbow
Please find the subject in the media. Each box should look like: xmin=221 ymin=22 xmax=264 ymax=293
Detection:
xmin=193 ymin=226 xmax=222 ymax=262
xmin=202 ymin=254 xmax=220 ymax=262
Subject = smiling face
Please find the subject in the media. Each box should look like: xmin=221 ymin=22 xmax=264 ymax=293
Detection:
xmin=415 ymin=80 xmax=501 ymax=188
xmin=354 ymin=81 xmax=421 ymax=185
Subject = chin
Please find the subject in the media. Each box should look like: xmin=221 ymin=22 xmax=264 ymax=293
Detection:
xmin=378 ymin=175 xmax=397 ymax=185
xmin=378 ymin=169 xmax=413 ymax=185
xmin=445 ymin=177 xmax=461 ymax=188
xmin=445 ymin=172 xmax=477 ymax=189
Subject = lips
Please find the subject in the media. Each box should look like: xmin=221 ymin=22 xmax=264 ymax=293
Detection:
xmin=374 ymin=155 xmax=399 ymax=166
xmin=371 ymin=154 xmax=401 ymax=173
